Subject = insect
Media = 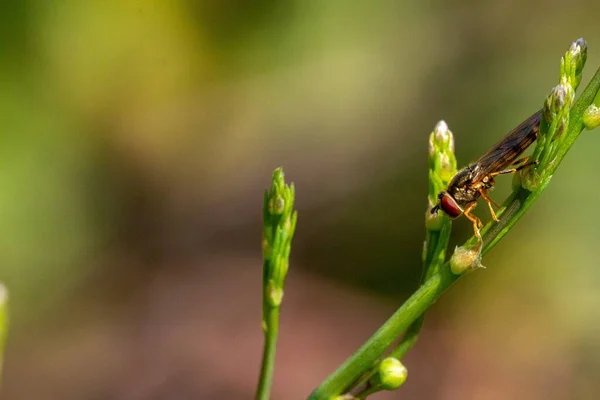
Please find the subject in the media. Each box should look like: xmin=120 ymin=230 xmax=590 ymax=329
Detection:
xmin=431 ymin=110 xmax=542 ymax=240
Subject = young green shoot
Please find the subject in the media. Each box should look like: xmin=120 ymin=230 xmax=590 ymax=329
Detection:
xmin=256 ymin=168 xmax=297 ymax=400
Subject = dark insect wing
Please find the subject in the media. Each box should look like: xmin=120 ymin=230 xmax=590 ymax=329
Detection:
xmin=469 ymin=110 xmax=542 ymax=182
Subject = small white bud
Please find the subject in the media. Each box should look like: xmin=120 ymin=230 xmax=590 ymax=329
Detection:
xmin=434 ymin=120 xmax=451 ymax=146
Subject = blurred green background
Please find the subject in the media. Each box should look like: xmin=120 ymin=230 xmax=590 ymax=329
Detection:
xmin=1 ymin=1 xmax=600 ymax=399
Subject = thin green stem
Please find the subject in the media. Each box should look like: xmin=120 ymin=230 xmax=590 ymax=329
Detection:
xmin=310 ymin=261 xmax=459 ymax=399
xmin=256 ymin=303 xmax=280 ymax=400
xmin=309 ymin=65 xmax=600 ymax=400
xmin=423 ymin=223 xmax=452 ymax=278
xmin=395 ymin=225 xmax=451 ymax=356
xmin=350 ymin=222 xmax=452 ymax=397
xmin=355 ymin=384 xmax=381 ymax=399
xmin=257 ymin=168 xmax=296 ymax=400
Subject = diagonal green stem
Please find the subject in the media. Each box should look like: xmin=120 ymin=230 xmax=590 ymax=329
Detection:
xmin=309 ymin=65 xmax=600 ymax=400
xmin=309 ymin=259 xmax=459 ymax=399
xmin=394 ymin=221 xmax=451 ymax=356
xmin=349 ymin=222 xmax=452 ymax=397
xmin=352 ymin=221 xmax=452 ymax=396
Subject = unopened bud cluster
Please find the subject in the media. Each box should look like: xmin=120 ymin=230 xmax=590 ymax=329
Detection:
xmin=525 ymin=39 xmax=585 ymax=190
xmin=428 ymin=120 xmax=456 ymax=192
xmin=426 ymin=120 xmax=457 ymax=230
xmin=560 ymin=38 xmax=587 ymax=90
xmin=262 ymin=168 xmax=297 ymax=306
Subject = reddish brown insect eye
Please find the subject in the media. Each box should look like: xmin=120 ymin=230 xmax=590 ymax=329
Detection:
xmin=439 ymin=193 xmax=462 ymax=218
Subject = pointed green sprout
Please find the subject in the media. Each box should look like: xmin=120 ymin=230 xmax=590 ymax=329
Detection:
xmin=522 ymin=39 xmax=584 ymax=191
xmin=426 ymin=120 xmax=457 ymax=231
xmin=256 ymin=168 xmax=297 ymax=400
xmin=560 ymin=38 xmax=587 ymax=90
xmin=262 ymin=168 xmax=297 ymax=308
xmin=522 ymin=80 xmax=574 ymax=191
xmin=310 ymin=38 xmax=600 ymax=400
xmin=424 ymin=120 xmax=456 ymax=276
xmin=398 ymin=120 xmax=457 ymax=343
xmin=338 ymin=121 xmax=458 ymax=399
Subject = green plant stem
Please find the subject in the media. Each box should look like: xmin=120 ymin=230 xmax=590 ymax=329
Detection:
xmin=310 ymin=259 xmax=459 ymax=399
xmin=257 ymin=168 xmax=296 ymax=399
xmin=396 ymin=222 xmax=451 ymax=357
xmin=355 ymin=385 xmax=381 ymax=399
xmin=351 ymin=222 xmax=452 ymax=396
xmin=309 ymin=65 xmax=600 ymax=400
xmin=256 ymin=302 xmax=280 ymax=400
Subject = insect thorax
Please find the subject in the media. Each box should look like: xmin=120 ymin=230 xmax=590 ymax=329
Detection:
xmin=449 ymin=185 xmax=479 ymax=205
xmin=447 ymin=164 xmax=495 ymax=206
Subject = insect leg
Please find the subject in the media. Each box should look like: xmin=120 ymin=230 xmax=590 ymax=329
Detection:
xmin=479 ymin=189 xmax=500 ymax=222
xmin=511 ymin=156 xmax=530 ymax=167
xmin=489 ymin=159 xmax=539 ymax=177
xmin=463 ymin=202 xmax=483 ymax=240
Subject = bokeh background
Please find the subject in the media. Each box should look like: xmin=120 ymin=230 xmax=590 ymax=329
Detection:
xmin=1 ymin=1 xmax=600 ymax=399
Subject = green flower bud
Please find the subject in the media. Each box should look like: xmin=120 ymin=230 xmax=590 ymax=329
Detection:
xmin=533 ymin=79 xmax=574 ymax=180
xmin=428 ymin=120 xmax=457 ymax=204
xmin=425 ymin=205 xmax=444 ymax=231
xmin=583 ymin=104 xmax=600 ymax=130
xmin=262 ymin=168 xmax=297 ymax=302
xmin=450 ymin=242 xmax=484 ymax=275
xmin=534 ymin=37 xmax=588 ymax=182
xmin=544 ymin=83 xmax=572 ymax=123
xmin=560 ymin=38 xmax=588 ymax=89
xmin=572 ymin=38 xmax=588 ymax=70
xmin=370 ymin=357 xmax=408 ymax=391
